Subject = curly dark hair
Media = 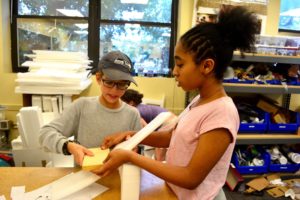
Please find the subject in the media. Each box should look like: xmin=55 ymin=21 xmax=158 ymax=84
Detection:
xmin=180 ymin=5 xmax=258 ymax=80
xmin=121 ymin=89 xmax=144 ymax=106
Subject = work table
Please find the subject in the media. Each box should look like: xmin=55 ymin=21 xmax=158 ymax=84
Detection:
xmin=0 ymin=167 xmax=177 ymax=200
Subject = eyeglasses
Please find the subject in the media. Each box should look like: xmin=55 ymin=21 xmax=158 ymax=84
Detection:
xmin=101 ymin=79 xmax=130 ymax=90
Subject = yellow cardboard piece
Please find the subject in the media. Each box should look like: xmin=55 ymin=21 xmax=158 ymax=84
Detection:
xmin=247 ymin=176 xmax=269 ymax=191
xmin=267 ymin=186 xmax=288 ymax=198
xmin=82 ymin=148 xmax=110 ymax=169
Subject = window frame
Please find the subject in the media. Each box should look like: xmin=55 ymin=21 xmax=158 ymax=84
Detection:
xmin=11 ymin=0 xmax=178 ymax=77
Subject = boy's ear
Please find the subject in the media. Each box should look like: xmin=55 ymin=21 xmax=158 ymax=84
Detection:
xmin=95 ymin=72 xmax=102 ymax=81
xmin=202 ymin=59 xmax=215 ymax=75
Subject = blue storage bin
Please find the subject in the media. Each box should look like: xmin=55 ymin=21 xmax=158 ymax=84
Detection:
xmin=268 ymin=112 xmax=300 ymax=133
xmin=256 ymin=80 xmax=265 ymax=84
xmin=267 ymin=153 xmax=299 ymax=173
xmin=224 ymin=78 xmax=239 ymax=83
xmin=239 ymin=110 xmax=269 ymax=133
xmin=223 ymin=78 xmax=234 ymax=83
xmin=289 ymin=81 xmax=300 ymax=86
xmin=233 ymin=152 xmax=269 ymax=174
xmin=287 ymin=77 xmax=300 ymax=85
xmin=266 ymin=79 xmax=281 ymax=85
xmin=237 ymin=79 xmax=255 ymax=84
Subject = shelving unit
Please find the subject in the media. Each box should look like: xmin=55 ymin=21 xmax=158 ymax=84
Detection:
xmin=237 ymin=134 xmax=300 ymax=145
xmin=232 ymin=53 xmax=300 ymax=144
xmin=233 ymin=52 xmax=300 ymax=64
xmin=0 ymin=149 xmax=12 ymax=154
xmin=186 ymin=52 xmax=300 ymax=146
xmin=16 ymin=80 xmax=91 ymax=107
xmin=223 ymin=83 xmax=297 ymax=93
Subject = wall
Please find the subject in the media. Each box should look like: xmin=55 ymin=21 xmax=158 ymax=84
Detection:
xmin=0 ymin=0 xmax=194 ymax=125
xmin=0 ymin=0 xmax=23 ymax=123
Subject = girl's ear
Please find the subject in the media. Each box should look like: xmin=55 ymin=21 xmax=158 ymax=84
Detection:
xmin=202 ymin=59 xmax=215 ymax=75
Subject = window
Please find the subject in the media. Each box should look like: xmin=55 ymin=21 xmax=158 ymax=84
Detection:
xmin=11 ymin=0 xmax=178 ymax=76
xmin=279 ymin=0 xmax=300 ymax=33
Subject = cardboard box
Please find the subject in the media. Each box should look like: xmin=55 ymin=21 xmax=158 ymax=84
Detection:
xmin=246 ymin=176 xmax=269 ymax=191
xmin=257 ymin=99 xmax=279 ymax=114
xmin=226 ymin=165 xmax=244 ymax=191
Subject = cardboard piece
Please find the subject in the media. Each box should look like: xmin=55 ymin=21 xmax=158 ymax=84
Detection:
xmin=82 ymin=148 xmax=110 ymax=169
xmin=244 ymin=187 xmax=255 ymax=194
xmin=266 ymin=174 xmax=284 ymax=188
xmin=267 ymin=186 xmax=288 ymax=198
xmin=266 ymin=174 xmax=281 ymax=182
xmin=246 ymin=177 xmax=269 ymax=191
xmin=257 ymin=98 xmax=279 ymax=114
xmin=273 ymin=112 xmax=287 ymax=123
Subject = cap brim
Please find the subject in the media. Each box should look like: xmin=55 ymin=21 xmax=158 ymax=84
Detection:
xmin=102 ymin=68 xmax=137 ymax=85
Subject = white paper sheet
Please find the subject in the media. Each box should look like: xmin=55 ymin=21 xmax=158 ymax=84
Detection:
xmin=0 ymin=195 xmax=6 ymax=200
xmin=10 ymin=186 xmax=25 ymax=200
xmin=61 ymin=183 xmax=108 ymax=200
xmin=24 ymin=170 xmax=100 ymax=200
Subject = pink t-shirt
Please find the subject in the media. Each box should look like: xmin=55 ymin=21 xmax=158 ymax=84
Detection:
xmin=166 ymin=96 xmax=239 ymax=200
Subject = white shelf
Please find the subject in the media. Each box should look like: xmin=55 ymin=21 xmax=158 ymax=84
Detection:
xmin=237 ymin=134 xmax=300 ymax=145
xmin=223 ymin=83 xmax=300 ymax=94
xmin=233 ymin=52 xmax=300 ymax=64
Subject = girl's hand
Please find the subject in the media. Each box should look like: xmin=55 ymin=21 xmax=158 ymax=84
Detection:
xmin=92 ymin=149 xmax=134 ymax=177
xmin=101 ymin=131 xmax=135 ymax=149
xmin=67 ymin=142 xmax=94 ymax=166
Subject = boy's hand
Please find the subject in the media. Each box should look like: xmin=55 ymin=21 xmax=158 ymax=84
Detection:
xmin=101 ymin=131 xmax=135 ymax=149
xmin=68 ymin=142 xmax=94 ymax=166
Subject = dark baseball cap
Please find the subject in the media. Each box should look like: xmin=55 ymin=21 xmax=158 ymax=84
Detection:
xmin=98 ymin=51 xmax=137 ymax=85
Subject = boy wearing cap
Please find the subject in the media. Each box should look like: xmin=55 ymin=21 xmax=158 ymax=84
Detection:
xmin=39 ymin=51 xmax=142 ymax=166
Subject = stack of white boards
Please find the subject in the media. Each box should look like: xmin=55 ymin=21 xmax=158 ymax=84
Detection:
xmin=15 ymin=50 xmax=92 ymax=95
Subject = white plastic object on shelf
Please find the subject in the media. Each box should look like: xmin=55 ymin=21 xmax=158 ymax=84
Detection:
xmin=288 ymin=152 xmax=300 ymax=164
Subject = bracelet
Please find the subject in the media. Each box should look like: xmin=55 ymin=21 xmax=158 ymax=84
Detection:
xmin=62 ymin=140 xmax=80 ymax=155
